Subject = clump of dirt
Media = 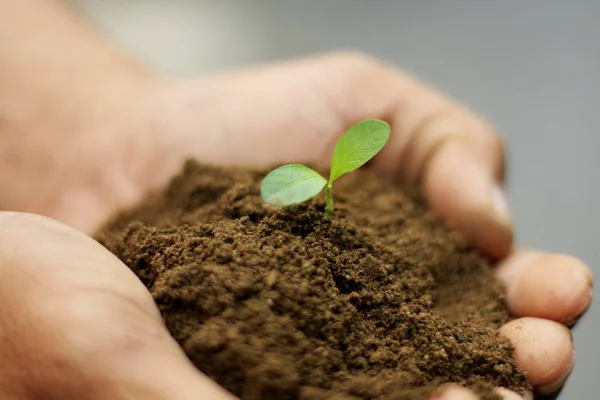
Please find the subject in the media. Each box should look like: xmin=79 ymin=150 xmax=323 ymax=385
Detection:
xmin=96 ymin=161 xmax=528 ymax=400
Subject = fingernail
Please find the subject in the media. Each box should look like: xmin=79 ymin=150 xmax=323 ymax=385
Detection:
xmin=491 ymin=184 xmax=511 ymax=226
xmin=537 ymin=348 xmax=576 ymax=395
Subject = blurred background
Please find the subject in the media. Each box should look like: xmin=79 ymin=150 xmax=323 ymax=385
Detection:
xmin=70 ymin=0 xmax=600 ymax=397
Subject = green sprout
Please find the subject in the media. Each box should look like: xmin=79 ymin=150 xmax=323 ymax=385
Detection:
xmin=260 ymin=119 xmax=390 ymax=215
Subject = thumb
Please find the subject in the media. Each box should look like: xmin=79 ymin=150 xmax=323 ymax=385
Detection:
xmin=0 ymin=212 xmax=235 ymax=400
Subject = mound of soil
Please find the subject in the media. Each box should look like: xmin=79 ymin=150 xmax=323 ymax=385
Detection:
xmin=96 ymin=161 xmax=529 ymax=400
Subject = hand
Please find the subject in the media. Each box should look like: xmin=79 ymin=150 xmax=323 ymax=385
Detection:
xmin=0 ymin=53 xmax=592 ymax=399
xmin=0 ymin=212 xmax=236 ymax=400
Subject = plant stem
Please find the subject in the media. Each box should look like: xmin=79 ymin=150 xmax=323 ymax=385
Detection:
xmin=325 ymin=183 xmax=334 ymax=215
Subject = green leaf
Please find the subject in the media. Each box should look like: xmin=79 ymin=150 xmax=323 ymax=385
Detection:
xmin=329 ymin=119 xmax=390 ymax=183
xmin=261 ymin=164 xmax=327 ymax=207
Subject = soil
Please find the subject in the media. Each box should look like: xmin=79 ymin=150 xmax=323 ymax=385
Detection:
xmin=96 ymin=160 xmax=529 ymax=400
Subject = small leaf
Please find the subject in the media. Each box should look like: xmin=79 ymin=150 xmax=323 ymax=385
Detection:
xmin=329 ymin=119 xmax=390 ymax=183
xmin=261 ymin=164 xmax=327 ymax=207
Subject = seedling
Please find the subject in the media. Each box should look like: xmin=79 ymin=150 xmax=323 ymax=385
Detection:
xmin=260 ymin=119 xmax=390 ymax=215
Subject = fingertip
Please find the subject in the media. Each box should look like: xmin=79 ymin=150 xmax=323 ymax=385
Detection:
xmin=496 ymin=252 xmax=593 ymax=325
xmin=495 ymin=388 xmax=529 ymax=400
xmin=431 ymin=385 xmax=479 ymax=400
xmin=500 ymin=318 xmax=574 ymax=394
xmin=434 ymin=386 xmax=530 ymax=400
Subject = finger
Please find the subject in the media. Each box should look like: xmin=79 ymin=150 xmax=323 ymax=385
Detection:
xmin=154 ymin=53 xmax=510 ymax=258
xmin=431 ymin=385 xmax=479 ymax=399
xmin=500 ymin=317 xmax=574 ymax=396
xmin=495 ymin=388 xmax=532 ymax=400
xmin=311 ymin=53 xmax=511 ymax=259
xmin=0 ymin=212 xmax=235 ymax=400
xmin=496 ymin=251 xmax=593 ymax=325
xmin=431 ymin=385 xmax=530 ymax=400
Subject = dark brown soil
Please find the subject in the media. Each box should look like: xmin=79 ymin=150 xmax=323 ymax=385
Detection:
xmin=96 ymin=161 xmax=529 ymax=400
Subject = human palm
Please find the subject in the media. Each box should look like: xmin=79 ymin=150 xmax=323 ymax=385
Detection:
xmin=0 ymin=53 xmax=590 ymax=399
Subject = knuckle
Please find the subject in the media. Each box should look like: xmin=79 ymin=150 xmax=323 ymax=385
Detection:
xmin=492 ymin=130 xmax=505 ymax=152
xmin=484 ymin=123 xmax=505 ymax=151
xmin=482 ymin=125 xmax=506 ymax=178
xmin=315 ymin=52 xmax=393 ymax=121
xmin=484 ymin=126 xmax=505 ymax=159
xmin=446 ymin=108 xmax=506 ymax=178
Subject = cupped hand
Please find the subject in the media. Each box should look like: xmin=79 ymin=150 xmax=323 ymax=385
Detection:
xmin=0 ymin=213 xmax=236 ymax=399
xmin=1 ymin=53 xmax=592 ymax=399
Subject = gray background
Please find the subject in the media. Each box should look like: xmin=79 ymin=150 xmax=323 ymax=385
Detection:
xmin=72 ymin=0 xmax=599 ymax=397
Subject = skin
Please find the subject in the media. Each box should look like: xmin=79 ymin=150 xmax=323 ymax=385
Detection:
xmin=0 ymin=0 xmax=593 ymax=399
